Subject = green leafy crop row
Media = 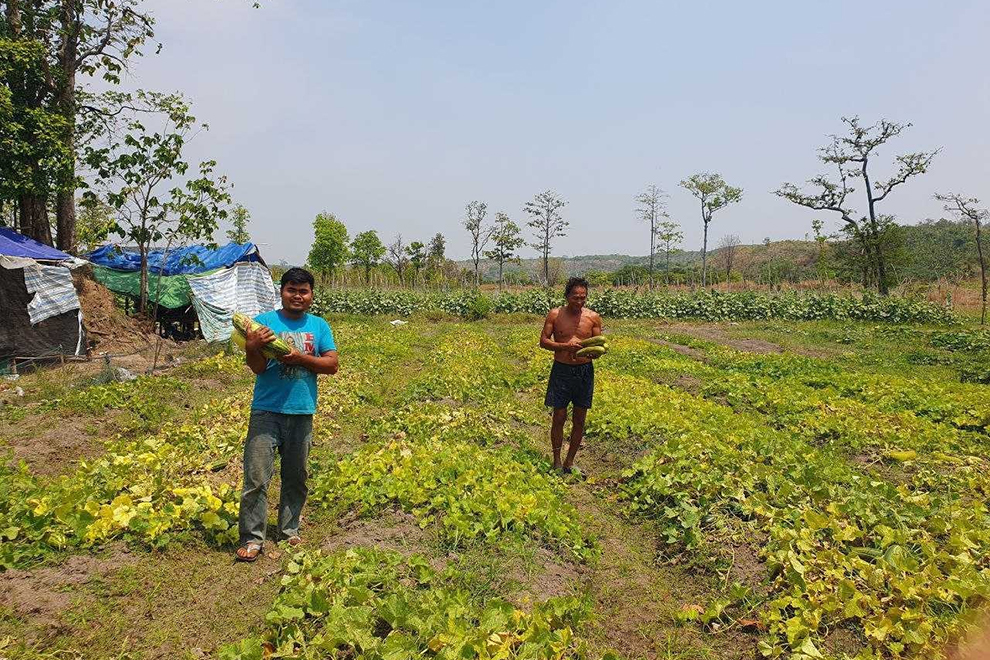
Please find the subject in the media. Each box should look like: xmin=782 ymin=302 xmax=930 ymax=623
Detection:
xmin=219 ymin=547 xmax=605 ymax=660
xmin=310 ymin=289 xmax=955 ymax=324
xmin=587 ymin=340 xmax=990 ymax=659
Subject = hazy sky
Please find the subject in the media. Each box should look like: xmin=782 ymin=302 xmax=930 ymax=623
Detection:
xmin=124 ymin=0 xmax=990 ymax=264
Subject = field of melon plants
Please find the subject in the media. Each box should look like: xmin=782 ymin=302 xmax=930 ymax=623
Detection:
xmin=1 ymin=315 xmax=989 ymax=660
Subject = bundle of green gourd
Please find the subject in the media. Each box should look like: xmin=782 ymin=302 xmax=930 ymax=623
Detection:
xmin=230 ymin=312 xmax=293 ymax=359
xmin=575 ymin=335 xmax=608 ymax=358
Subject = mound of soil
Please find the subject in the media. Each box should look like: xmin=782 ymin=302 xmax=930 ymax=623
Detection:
xmin=72 ymin=266 xmax=148 ymax=351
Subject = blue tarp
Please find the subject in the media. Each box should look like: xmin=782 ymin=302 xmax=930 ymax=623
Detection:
xmin=86 ymin=242 xmax=260 ymax=276
xmin=0 ymin=228 xmax=74 ymax=261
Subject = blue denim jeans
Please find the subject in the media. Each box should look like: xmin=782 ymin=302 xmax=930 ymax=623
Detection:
xmin=238 ymin=410 xmax=313 ymax=546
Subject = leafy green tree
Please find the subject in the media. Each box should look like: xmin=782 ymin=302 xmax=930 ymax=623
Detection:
xmin=0 ymin=0 xmax=156 ymax=252
xmin=427 ymin=232 xmax=445 ymax=266
xmin=655 ymin=219 xmax=683 ymax=287
xmin=776 ymin=116 xmax=936 ymax=295
xmin=350 ymin=230 xmax=385 ymax=285
xmin=405 ymin=240 xmax=426 ymax=287
xmin=635 ymin=184 xmax=668 ymax=289
xmin=308 ymin=211 xmax=349 ymax=282
xmin=484 ymin=212 xmax=525 ymax=290
xmin=463 ymin=200 xmax=492 ymax=287
xmin=0 ymin=35 xmax=73 ymax=245
xmin=82 ymin=92 xmax=231 ymax=312
xmin=226 ymin=204 xmax=251 ymax=244
xmin=523 ymin=190 xmax=567 ymax=288
xmin=75 ymin=195 xmax=114 ymax=252
xmin=680 ymin=172 xmax=742 ymax=288
xmin=936 ymin=193 xmax=989 ymax=324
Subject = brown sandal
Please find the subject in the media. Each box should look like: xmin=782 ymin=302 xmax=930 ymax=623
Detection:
xmin=235 ymin=542 xmax=263 ymax=562
xmin=285 ymin=536 xmax=303 ymax=547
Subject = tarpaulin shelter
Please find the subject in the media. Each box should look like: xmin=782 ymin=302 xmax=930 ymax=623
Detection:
xmin=0 ymin=228 xmax=86 ymax=360
xmin=86 ymin=241 xmax=278 ymax=340
xmin=188 ymin=262 xmax=280 ymax=342
xmin=86 ymin=242 xmax=264 ymax=309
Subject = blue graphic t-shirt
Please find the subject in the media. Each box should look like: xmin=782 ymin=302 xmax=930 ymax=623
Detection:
xmin=251 ymin=310 xmax=336 ymax=415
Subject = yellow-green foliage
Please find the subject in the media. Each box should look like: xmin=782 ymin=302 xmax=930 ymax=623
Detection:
xmin=589 ymin=336 xmax=990 ymax=659
xmin=219 ymin=547 xmax=603 ymax=660
xmin=310 ymin=438 xmax=597 ymax=561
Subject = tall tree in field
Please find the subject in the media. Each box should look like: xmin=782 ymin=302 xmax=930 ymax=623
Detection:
xmin=385 ymin=233 xmax=407 ymax=285
xmin=226 ymin=203 xmax=251 ymax=243
xmin=936 ymin=193 xmax=989 ymax=324
xmin=308 ymin=211 xmax=349 ymax=283
xmin=716 ymin=234 xmax=741 ymax=288
xmin=462 ymin=200 xmax=492 ymax=287
xmin=425 ymin=232 xmax=446 ymax=285
xmin=484 ymin=212 xmax=525 ymax=290
xmin=83 ymin=92 xmax=230 ymax=313
xmin=427 ymin=232 xmax=445 ymax=267
xmin=523 ymin=190 xmax=568 ymax=287
xmin=0 ymin=15 xmax=73 ymax=245
xmin=0 ymin=0 xmax=156 ymax=252
xmin=350 ymin=229 xmax=385 ymax=285
xmin=776 ymin=117 xmax=936 ymax=295
xmin=405 ymin=240 xmax=426 ymax=287
xmin=635 ymin=184 xmax=668 ymax=289
xmin=680 ymin=172 xmax=742 ymax=288
xmin=655 ymin=219 xmax=683 ymax=286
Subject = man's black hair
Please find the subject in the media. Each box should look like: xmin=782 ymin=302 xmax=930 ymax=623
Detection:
xmin=564 ymin=276 xmax=589 ymax=298
xmin=280 ymin=267 xmax=315 ymax=290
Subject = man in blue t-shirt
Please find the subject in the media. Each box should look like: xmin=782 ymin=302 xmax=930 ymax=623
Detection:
xmin=235 ymin=267 xmax=338 ymax=562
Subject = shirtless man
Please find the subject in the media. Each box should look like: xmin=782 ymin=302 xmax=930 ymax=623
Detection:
xmin=539 ymin=276 xmax=603 ymax=473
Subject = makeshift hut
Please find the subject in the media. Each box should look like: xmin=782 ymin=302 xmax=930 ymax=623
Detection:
xmin=86 ymin=242 xmax=279 ymax=341
xmin=0 ymin=228 xmax=86 ymax=364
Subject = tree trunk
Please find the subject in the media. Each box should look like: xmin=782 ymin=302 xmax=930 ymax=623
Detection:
xmin=701 ymin=220 xmax=709 ymax=288
xmin=498 ymin=260 xmax=504 ymax=291
xmin=55 ymin=0 xmax=79 ymax=254
xmin=543 ymin=221 xmax=550 ymax=288
xmin=56 ymin=191 xmax=76 ymax=253
xmin=19 ymin=195 xmax=52 ymax=244
xmin=139 ymin=244 xmax=149 ymax=314
xmin=649 ymin=219 xmax=655 ymax=291
xmin=976 ymin=218 xmax=987 ymax=325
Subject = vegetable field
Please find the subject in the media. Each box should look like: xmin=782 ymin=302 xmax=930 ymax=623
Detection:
xmin=2 ymin=316 xmax=989 ymax=659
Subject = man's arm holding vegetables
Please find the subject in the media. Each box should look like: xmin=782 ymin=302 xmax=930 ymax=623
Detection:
xmin=244 ymin=325 xmax=275 ymax=375
xmin=278 ymin=349 xmax=338 ymax=375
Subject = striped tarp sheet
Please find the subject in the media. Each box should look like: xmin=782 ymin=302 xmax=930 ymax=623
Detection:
xmin=188 ymin=262 xmax=280 ymax=342
xmin=23 ymin=263 xmax=81 ymax=325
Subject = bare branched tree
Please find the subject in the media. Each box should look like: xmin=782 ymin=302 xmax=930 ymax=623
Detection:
xmin=716 ymin=234 xmax=741 ymax=288
xmin=936 ymin=193 xmax=989 ymax=324
xmin=523 ymin=191 xmax=568 ymax=287
xmin=386 ymin=233 xmax=408 ymax=285
xmin=635 ymin=184 xmax=669 ymax=290
xmin=463 ymin=200 xmax=493 ymax=287
xmin=776 ymin=116 xmax=937 ymax=295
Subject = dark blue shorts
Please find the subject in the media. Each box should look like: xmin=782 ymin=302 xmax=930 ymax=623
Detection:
xmin=545 ymin=361 xmax=594 ymax=410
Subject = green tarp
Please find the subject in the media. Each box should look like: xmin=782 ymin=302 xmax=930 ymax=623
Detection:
xmin=92 ymin=266 xmax=217 ymax=309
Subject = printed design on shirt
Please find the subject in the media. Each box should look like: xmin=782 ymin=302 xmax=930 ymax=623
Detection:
xmin=278 ymin=331 xmax=315 ymax=380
